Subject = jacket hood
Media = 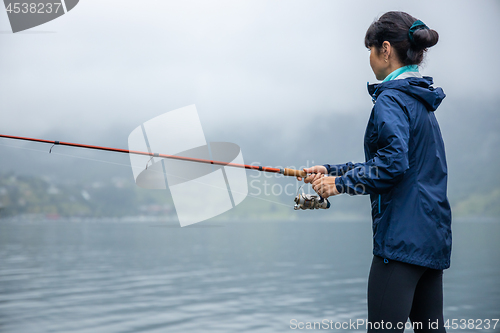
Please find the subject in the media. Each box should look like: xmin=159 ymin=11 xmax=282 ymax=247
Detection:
xmin=368 ymin=76 xmax=446 ymax=111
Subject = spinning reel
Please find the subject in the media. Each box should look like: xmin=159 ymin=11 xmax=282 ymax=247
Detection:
xmin=293 ymin=185 xmax=331 ymax=210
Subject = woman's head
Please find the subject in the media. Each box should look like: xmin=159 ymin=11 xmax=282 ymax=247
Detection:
xmin=365 ymin=11 xmax=439 ymax=73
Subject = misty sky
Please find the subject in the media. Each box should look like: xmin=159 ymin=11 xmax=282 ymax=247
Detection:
xmin=0 ymin=0 xmax=499 ymax=158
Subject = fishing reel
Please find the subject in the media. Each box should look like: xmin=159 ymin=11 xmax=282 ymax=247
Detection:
xmin=293 ymin=185 xmax=331 ymax=210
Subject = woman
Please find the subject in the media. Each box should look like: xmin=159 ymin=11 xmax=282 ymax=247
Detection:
xmin=299 ymin=11 xmax=451 ymax=332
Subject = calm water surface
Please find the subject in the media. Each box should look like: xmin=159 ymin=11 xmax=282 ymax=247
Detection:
xmin=0 ymin=218 xmax=498 ymax=332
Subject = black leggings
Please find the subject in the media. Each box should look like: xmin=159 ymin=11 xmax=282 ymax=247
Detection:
xmin=367 ymin=256 xmax=446 ymax=332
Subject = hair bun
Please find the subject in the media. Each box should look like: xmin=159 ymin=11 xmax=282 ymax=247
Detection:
xmin=411 ymin=28 xmax=439 ymax=49
xmin=365 ymin=11 xmax=439 ymax=66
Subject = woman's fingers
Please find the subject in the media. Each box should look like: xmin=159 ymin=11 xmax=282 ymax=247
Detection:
xmin=303 ymin=166 xmax=327 ymax=175
xmin=309 ymin=165 xmax=327 ymax=175
xmin=312 ymin=176 xmax=327 ymax=194
xmin=310 ymin=174 xmax=324 ymax=187
xmin=304 ymin=173 xmax=320 ymax=183
xmin=311 ymin=177 xmax=319 ymax=192
xmin=311 ymin=176 xmax=339 ymax=198
xmin=302 ymin=167 xmax=313 ymax=174
xmin=300 ymin=166 xmax=328 ymax=183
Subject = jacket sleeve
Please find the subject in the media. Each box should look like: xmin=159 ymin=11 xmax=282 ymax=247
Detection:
xmin=323 ymin=162 xmax=364 ymax=176
xmin=334 ymin=93 xmax=410 ymax=195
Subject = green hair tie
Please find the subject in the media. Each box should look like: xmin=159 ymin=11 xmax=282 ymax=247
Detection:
xmin=408 ymin=20 xmax=429 ymax=45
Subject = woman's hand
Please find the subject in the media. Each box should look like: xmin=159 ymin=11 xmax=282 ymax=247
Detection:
xmin=296 ymin=165 xmax=327 ymax=182
xmin=311 ymin=175 xmax=340 ymax=198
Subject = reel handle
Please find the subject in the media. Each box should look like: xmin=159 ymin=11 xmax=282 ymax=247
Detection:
xmin=283 ymin=168 xmax=307 ymax=178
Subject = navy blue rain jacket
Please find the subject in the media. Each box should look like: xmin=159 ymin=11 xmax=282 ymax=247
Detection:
xmin=325 ymin=76 xmax=452 ymax=270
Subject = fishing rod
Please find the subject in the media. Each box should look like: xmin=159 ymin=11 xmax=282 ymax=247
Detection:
xmin=0 ymin=133 xmax=330 ymax=210
xmin=0 ymin=133 xmax=307 ymax=177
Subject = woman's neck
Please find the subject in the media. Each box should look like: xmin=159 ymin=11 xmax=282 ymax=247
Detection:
xmin=382 ymin=65 xmax=419 ymax=82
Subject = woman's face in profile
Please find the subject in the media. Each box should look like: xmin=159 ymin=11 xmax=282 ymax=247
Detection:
xmin=369 ymin=46 xmax=387 ymax=81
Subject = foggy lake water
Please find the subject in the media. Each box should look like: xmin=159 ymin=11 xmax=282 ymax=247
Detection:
xmin=0 ymin=218 xmax=498 ymax=332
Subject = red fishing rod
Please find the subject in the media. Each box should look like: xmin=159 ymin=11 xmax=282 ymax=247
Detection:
xmin=0 ymin=133 xmax=331 ymax=210
xmin=0 ymin=133 xmax=307 ymax=178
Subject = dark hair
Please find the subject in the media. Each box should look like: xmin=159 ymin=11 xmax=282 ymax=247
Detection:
xmin=364 ymin=11 xmax=439 ymax=66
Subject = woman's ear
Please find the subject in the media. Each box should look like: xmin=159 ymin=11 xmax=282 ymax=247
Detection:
xmin=381 ymin=41 xmax=391 ymax=61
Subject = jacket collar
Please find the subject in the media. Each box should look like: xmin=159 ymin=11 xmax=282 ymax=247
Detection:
xmin=368 ymin=76 xmax=433 ymax=100
xmin=368 ymin=72 xmax=424 ymax=102
xmin=367 ymin=76 xmax=445 ymax=111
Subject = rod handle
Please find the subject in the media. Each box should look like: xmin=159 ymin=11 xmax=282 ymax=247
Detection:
xmin=283 ymin=168 xmax=307 ymax=178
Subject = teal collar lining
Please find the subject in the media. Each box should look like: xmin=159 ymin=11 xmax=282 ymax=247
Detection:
xmin=382 ymin=65 xmax=419 ymax=82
